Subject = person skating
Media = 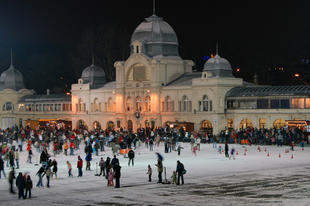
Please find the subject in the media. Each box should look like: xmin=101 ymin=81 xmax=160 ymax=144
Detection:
xmin=0 ymin=156 xmax=6 ymax=178
xmin=36 ymin=165 xmax=45 ymax=187
xmin=8 ymin=167 xmax=16 ymax=193
xmin=146 ymin=164 xmax=152 ymax=182
xmin=15 ymin=172 xmax=26 ymax=199
xmin=25 ymin=175 xmax=33 ymax=198
xmin=176 ymin=160 xmax=184 ymax=185
xmin=67 ymin=161 xmax=73 ymax=177
xmin=171 ymin=171 xmax=177 ymax=184
xmin=99 ymin=157 xmax=105 ymax=177
xmin=155 ymin=159 xmax=163 ymax=183
xmin=77 ymin=155 xmax=83 ymax=177
xmin=224 ymin=142 xmax=229 ymax=158
xmin=113 ymin=163 xmax=121 ymax=188
xmin=128 ymin=149 xmax=135 ymax=166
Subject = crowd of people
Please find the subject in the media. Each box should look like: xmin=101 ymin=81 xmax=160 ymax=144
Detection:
xmin=0 ymin=123 xmax=308 ymax=199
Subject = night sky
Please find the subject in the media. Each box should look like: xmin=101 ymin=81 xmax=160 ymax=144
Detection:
xmin=0 ymin=0 xmax=309 ymax=93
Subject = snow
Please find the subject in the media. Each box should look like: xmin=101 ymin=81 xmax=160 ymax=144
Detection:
xmin=1 ymin=142 xmax=310 ymax=206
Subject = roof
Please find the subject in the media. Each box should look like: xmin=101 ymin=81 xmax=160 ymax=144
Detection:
xmin=226 ymin=85 xmax=310 ymax=98
xmin=166 ymin=73 xmax=201 ymax=86
xmin=19 ymin=93 xmax=71 ymax=103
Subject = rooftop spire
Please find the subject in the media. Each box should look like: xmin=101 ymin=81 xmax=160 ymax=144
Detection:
xmin=216 ymin=43 xmax=218 ymax=55
xmin=153 ymin=0 xmax=156 ymax=14
xmin=92 ymin=54 xmax=94 ymax=65
xmin=9 ymin=49 xmax=14 ymax=70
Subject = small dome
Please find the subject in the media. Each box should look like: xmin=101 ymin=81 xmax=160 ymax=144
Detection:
xmin=203 ymin=54 xmax=233 ymax=77
xmin=130 ymin=14 xmax=180 ymax=59
xmin=0 ymin=65 xmax=26 ymax=91
xmin=81 ymin=64 xmax=107 ymax=89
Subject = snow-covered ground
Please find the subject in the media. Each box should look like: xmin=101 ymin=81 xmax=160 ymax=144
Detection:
xmin=1 ymin=142 xmax=310 ymax=206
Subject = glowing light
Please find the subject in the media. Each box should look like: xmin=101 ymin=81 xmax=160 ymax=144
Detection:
xmin=295 ymin=73 xmax=300 ymax=77
xmin=112 ymin=91 xmax=115 ymax=93
xmin=236 ymin=68 xmax=240 ymax=72
xmin=147 ymin=90 xmax=150 ymax=93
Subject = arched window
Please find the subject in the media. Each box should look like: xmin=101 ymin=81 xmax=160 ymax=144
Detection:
xmin=136 ymin=45 xmax=139 ymax=53
xmin=273 ymin=119 xmax=286 ymax=129
xmin=203 ymin=95 xmax=208 ymax=111
xmin=136 ymin=96 xmax=142 ymax=111
xmin=145 ymin=96 xmax=151 ymax=111
xmin=200 ymin=120 xmax=213 ymax=134
xmin=183 ymin=95 xmax=189 ymax=111
xmin=239 ymin=119 xmax=253 ymax=129
xmin=108 ymin=98 xmax=113 ymax=112
xmin=3 ymin=102 xmax=13 ymax=111
xmin=78 ymin=98 xmax=85 ymax=112
xmin=127 ymin=96 xmax=132 ymax=111
xmin=166 ymin=96 xmax=171 ymax=111
xmin=94 ymin=98 xmax=100 ymax=112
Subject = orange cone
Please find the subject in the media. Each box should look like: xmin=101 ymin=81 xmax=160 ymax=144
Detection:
xmin=302 ymin=147 xmax=304 ymax=151
xmin=244 ymin=151 xmax=246 ymax=156
xmin=291 ymin=154 xmax=294 ymax=159
xmin=258 ymin=146 xmax=260 ymax=150
xmin=245 ymin=148 xmax=247 ymax=152
xmin=236 ymin=151 xmax=238 ymax=155
xmin=279 ymin=153 xmax=281 ymax=158
xmin=267 ymin=152 xmax=269 ymax=157
xmin=259 ymin=149 xmax=261 ymax=152
xmin=265 ymin=148 xmax=267 ymax=152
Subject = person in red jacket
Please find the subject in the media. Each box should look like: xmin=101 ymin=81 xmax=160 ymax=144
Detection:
xmin=77 ymin=156 xmax=83 ymax=177
xmin=70 ymin=141 xmax=75 ymax=156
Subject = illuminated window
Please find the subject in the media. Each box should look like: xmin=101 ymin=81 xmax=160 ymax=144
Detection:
xmin=166 ymin=96 xmax=171 ymax=111
xmin=136 ymin=96 xmax=142 ymax=111
xmin=292 ymin=98 xmax=304 ymax=109
xmin=239 ymin=119 xmax=253 ymax=129
xmin=259 ymin=119 xmax=266 ymax=129
xmin=79 ymin=98 xmax=85 ymax=112
xmin=273 ymin=119 xmax=286 ymax=129
xmin=127 ymin=96 xmax=132 ymax=111
xmin=306 ymin=98 xmax=310 ymax=108
xmin=227 ymin=119 xmax=234 ymax=129
xmin=183 ymin=95 xmax=189 ymax=111
xmin=145 ymin=96 xmax=151 ymax=111
xmin=108 ymin=98 xmax=113 ymax=112
xmin=94 ymin=98 xmax=100 ymax=112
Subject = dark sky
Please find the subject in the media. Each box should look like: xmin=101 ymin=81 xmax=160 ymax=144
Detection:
xmin=0 ymin=0 xmax=309 ymax=90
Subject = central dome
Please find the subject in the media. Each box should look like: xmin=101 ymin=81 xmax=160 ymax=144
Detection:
xmin=130 ymin=14 xmax=180 ymax=59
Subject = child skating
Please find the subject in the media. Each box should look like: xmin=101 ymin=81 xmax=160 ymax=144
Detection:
xmin=170 ymin=171 xmax=177 ymax=184
xmin=146 ymin=164 xmax=152 ymax=182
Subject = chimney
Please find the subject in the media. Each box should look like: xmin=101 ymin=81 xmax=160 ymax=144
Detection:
xmin=47 ymin=89 xmax=50 ymax=95
xmin=254 ymin=73 xmax=258 ymax=85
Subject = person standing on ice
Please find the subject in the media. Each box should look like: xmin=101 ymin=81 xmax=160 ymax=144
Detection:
xmin=176 ymin=160 xmax=184 ymax=185
xmin=224 ymin=142 xmax=229 ymax=158
xmin=113 ymin=163 xmax=121 ymax=188
xmin=77 ymin=155 xmax=83 ymax=177
xmin=146 ymin=164 xmax=152 ymax=182
xmin=229 ymin=148 xmax=235 ymax=160
xmin=155 ymin=159 xmax=163 ymax=183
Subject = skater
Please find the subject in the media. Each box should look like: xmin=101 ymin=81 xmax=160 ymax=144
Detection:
xmin=51 ymin=159 xmax=58 ymax=180
xmin=43 ymin=166 xmax=51 ymax=188
xmin=15 ymin=149 xmax=20 ymax=169
xmin=171 ymin=171 xmax=177 ymax=184
xmin=67 ymin=161 xmax=73 ymax=177
xmin=176 ymin=160 xmax=184 ymax=185
xmin=149 ymin=138 xmax=154 ymax=151
xmin=25 ymin=175 xmax=33 ymax=198
xmin=85 ymin=152 xmax=92 ymax=171
xmin=229 ymin=147 xmax=235 ymax=160
xmin=218 ymin=145 xmax=223 ymax=154
xmin=105 ymin=157 xmax=110 ymax=179
xmin=108 ymin=168 xmax=114 ymax=186
xmin=63 ymin=141 xmax=68 ymax=156
xmin=192 ymin=145 xmax=198 ymax=156
xmin=225 ymin=142 xmax=229 ymax=158
xmin=146 ymin=164 xmax=152 ymax=182
xmin=77 ymin=155 xmax=83 ymax=177
xmin=128 ymin=149 xmax=135 ymax=166
xmin=177 ymin=144 xmax=183 ymax=156
xmin=16 ymin=172 xmax=26 ymax=199
xmin=0 ymin=156 xmax=6 ymax=178
xmin=155 ymin=159 xmax=163 ymax=183
xmin=99 ymin=157 xmax=105 ymax=177
xmin=8 ymin=167 xmax=15 ymax=193
xmin=111 ymin=154 xmax=119 ymax=170
xmin=291 ymin=141 xmax=294 ymax=151
xmin=113 ymin=163 xmax=121 ymax=188
xmin=26 ymin=147 xmax=33 ymax=163
xmin=36 ymin=165 xmax=45 ymax=187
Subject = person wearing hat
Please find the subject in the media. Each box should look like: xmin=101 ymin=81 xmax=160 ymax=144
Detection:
xmin=16 ymin=172 xmax=26 ymax=199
